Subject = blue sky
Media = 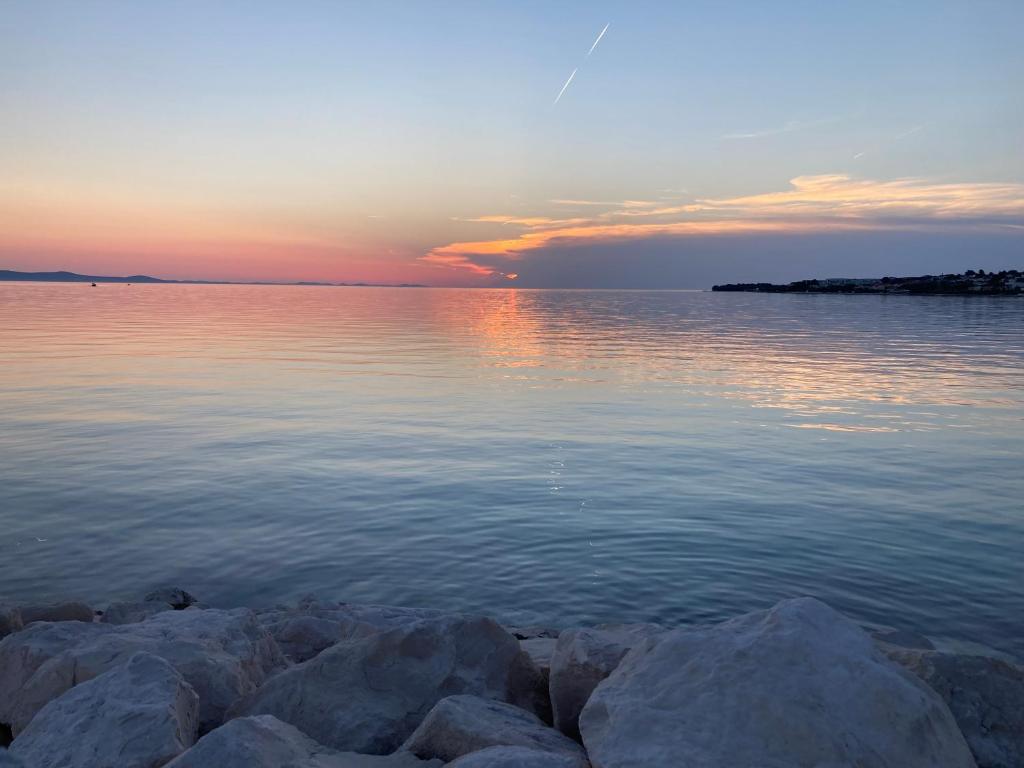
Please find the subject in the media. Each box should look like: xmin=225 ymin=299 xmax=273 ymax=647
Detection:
xmin=1 ymin=0 xmax=1022 ymax=285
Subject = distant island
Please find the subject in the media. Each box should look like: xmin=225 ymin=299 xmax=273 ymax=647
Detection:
xmin=713 ymin=270 xmax=1023 ymax=295
xmin=0 ymin=269 xmax=426 ymax=288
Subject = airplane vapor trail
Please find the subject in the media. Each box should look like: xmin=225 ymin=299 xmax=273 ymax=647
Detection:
xmin=587 ymin=23 xmax=609 ymax=56
xmin=554 ymin=68 xmax=577 ymax=105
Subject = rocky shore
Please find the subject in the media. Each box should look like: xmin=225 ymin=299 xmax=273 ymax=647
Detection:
xmin=0 ymin=590 xmax=1021 ymax=768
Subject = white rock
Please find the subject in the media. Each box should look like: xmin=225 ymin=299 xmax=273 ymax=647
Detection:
xmin=256 ymin=598 xmax=446 ymax=662
xmin=165 ymin=715 xmax=442 ymax=768
xmin=548 ymin=623 xmax=662 ymax=741
xmin=102 ymin=588 xmax=201 ymax=626
xmin=0 ymin=607 xmax=22 ymax=639
xmin=579 ymin=597 xmax=977 ymax=768
xmin=400 ymin=695 xmax=587 ymax=766
xmin=0 ymin=607 xmax=284 ymax=735
xmin=9 ymin=652 xmax=198 ymax=768
xmin=887 ymin=648 xmax=1024 ymax=768
xmin=144 ymin=588 xmax=199 ymax=610
xmin=101 ymin=601 xmax=173 ymax=625
xmin=229 ymin=614 xmax=549 ymax=754
xmin=19 ymin=601 xmax=94 ymax=624
xmin=448 ymin=746 xmax=586 ymax=768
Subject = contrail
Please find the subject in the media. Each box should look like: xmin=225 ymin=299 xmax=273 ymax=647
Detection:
xmin=554 ymin=68 xmax=577 ymax=105
xmin=587 ymin=23 xmax=609 ymax=56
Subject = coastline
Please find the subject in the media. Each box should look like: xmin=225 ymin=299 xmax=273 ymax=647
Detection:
xmin=713 ymin=270 xmax=1024 ymax=295
xmin=1 ymin=590 xmax=1020 ymax=767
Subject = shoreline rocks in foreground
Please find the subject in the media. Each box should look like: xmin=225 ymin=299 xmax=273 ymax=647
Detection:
xmin=0 ymin=592 xmax=1020 ymax=768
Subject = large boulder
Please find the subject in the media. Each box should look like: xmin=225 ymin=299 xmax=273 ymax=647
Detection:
xmin=549 ymin=624 xmax=662 ymax=741
xmin=400 ymin=695 xmax=587 ymax=766
xmin=256 ymin=598 xmax=447 ymax=663
xmin=886 ymin=648 xmax=1024 ymax=768
xmin=0 ymin=607 xmax=22 ymax=640
xmin=144 ymin=588 xmax=199 ymax=610
xmin=230 ymin=614 xmax=549 ymax=754
xmin=9 ymin=652 xmax=198 ymax=768
xmin=448 ymin=746 xmax=587 ymax=767
xmin=0 ymin=608 xmax=284 ymax=735
xmin=579 ymin=597 xmax=976 ymax=768
xmin=165 ymin=715 xmax=442 ymax=768
xmin=103 ymin=587 xmax=200 ymax=626
xmin=19 ymin=601 xmax=94 ymax=624
xmin=101 ymin=601 xmax=174 ymax=625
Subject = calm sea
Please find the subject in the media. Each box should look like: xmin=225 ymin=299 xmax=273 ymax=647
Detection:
xmin=1 ymin=284 xmax=1022 ymax=655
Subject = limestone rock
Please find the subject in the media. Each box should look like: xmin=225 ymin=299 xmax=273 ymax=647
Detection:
xmin=165 ymin=715 xmax=442 ymax=768
xmin=256 ymin=598 xmax=447 ymax=663
xmin=102 ymin=588 xmax=200 ymax=626
xmin=145 ymin=588 xmax=199 ymax=610
xmin=887 ymin=648 xmax=1024 ymax=768
xmin=549 ymin=623 xmax=663 ymax=741
xmin=579 ymin=597 xmax=976 ymax=768
xmin=9 ymin=652 xmax=198 ymax=768
xmin=101 ymin=601 xmax=173 ymax=625
xmin=19 ymin=601 xmax=94 ymax=624
xmin=230 ymin=614 xmax=549 ymax=754
xmin=448 ymin=746 xmax=587 ymax=768
xmin=0 ymin=607 xmax=284 ymax=735
xmin=0 ymin=607 xmax=22 ymax=640
xmin=401 ymin=695 xmax=587 ymax=765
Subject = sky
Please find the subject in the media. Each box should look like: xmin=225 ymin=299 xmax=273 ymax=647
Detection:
xmin=1 ymin=0 xmax=1022 ymax=287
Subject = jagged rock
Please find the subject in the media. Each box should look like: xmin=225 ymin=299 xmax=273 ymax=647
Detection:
xmin=9 ymin=652 xmax=198 ymax=768
xmin=0 ymin=607 xmax=22 ymax=639
xmin=19 ymin=601 xmax=94 ymax=624
xmin=400 ymin=695 xmax=587 ymax=765
xmin=448 ymin=746 xmax=586 ymax=767
xmin=256 ymin=598 xmax=447 ymax=663
xmin=0 ymin=608 xmax=284 ymax=735
xmin=579 ymin=598 xmax=976 ymax=768
xmin=229 ymin=614 xmax=549 ymax=754
xmin=886 ymin=648 xmax=1024 ymax=768
xmin=165 ymin=715 xmax=442 ymax=768
xmin=145 ymin=588 xmax=199 ymax=611
xmin=549 ymin=623 xmax=663 ymax=741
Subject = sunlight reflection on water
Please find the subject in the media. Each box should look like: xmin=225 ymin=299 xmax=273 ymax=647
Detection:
xmin=1 ymin=284 xmax=1022 ymax=654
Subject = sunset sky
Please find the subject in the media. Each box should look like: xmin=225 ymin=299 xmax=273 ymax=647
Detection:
xmin=2 ymin=0 xmax=1022 ymax=286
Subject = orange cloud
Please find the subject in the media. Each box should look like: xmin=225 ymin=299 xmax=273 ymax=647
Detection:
xmin=423 ymin=174 xmax=1024 ymax=275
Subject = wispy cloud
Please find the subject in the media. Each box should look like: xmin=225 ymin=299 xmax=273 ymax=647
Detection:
xmin=720 ymin=117 xmax=840 ymax=141
xmin=853 ymin=124 xmax=927 ymax=160
xmin=422 ymin=174 xmax=1024 ymax=276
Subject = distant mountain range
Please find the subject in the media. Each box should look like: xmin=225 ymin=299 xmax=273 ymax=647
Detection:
xmin=0 ymin=269 xmax=426 ymax=288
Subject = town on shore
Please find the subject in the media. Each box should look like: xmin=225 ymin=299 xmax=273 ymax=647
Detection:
xmin=713 ymin=269 xmax=1024 ymax=295
xmin=1 ymin=589 xmax=1021 ymax=768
